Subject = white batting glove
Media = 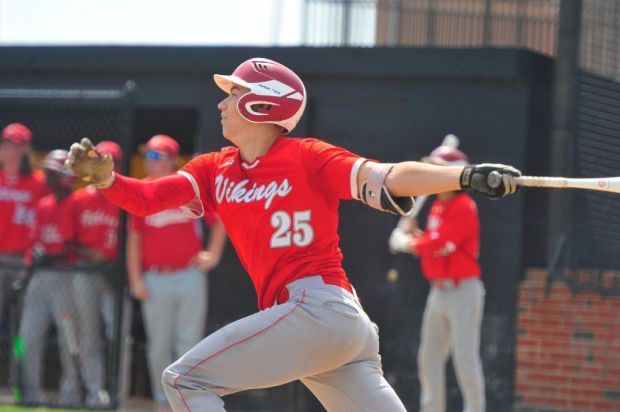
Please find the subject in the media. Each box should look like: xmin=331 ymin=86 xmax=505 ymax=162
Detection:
xmin=388 ymin=227 xmax=413 ymax=254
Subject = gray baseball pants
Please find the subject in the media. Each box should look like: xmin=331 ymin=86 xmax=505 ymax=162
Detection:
xmin=71 ymin=271 xmax=115 ymax=406
xmin=142 ymin=268 xmax=207 ymax=407
xmin=418 ymin=278 xmax=485 ymax=412
xmin=19 ymin=269 xmax=80 ymax=405
xmin=162 ymin=275 xmax=406 ymax=412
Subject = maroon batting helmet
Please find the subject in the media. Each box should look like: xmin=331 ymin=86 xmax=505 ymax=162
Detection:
xmin=422 ymin=134 xmax=469 ymax=166
xmin=214 ymin=57 xmax=306 ymax=133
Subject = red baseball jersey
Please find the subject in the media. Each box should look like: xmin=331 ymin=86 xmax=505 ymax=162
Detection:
xmin=414 ymin=192 xmax=481 ymax=281
xmin=73 ymin=185 xmax=120 ymax=261
xmin=0 ymin=170 xmax=48 ymax=254
xmin=181 ymin=136 xmax=364 ymax=309
xmin=28 ymin=193 xmax=78 ymax=263
xmin=128 ymin=178 xmax=205 ymax=271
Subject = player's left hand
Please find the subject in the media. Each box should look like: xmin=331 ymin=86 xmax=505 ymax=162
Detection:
xmin=460 ymin=163 xmax=521 ymax=199
xmin=66 ymin=137 xmax=115 ymax=188
xmin=388 ymin=228 xmax=413 ymax=254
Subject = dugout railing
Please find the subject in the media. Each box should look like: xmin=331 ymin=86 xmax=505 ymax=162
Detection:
xmin=0 ymin=82 xmax=135 ymax=409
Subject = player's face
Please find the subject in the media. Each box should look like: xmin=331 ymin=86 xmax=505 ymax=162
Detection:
xmin=218 ymin=86 xmax=251 ymax=141
xmin=0 ymin=139 xmax=28 ymax=165
xmin=144 ymin=152 xmax=176 ymax=178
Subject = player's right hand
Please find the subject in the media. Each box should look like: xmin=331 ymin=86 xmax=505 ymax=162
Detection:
xmin=460 ymin=163 xmax=521 ymax=199
xmin=66 ymin=137 xmax=115 ymax=189
xmin=129 ymin=279 xmax=149 ymax=301
xmin=388 ymin=228 xmax=413 ymax=254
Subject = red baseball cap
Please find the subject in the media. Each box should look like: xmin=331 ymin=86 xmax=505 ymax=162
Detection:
xmin=95 ymin=140 xmax=123 ymax=162
xmin=2 ymin=123 xmax=32 ymax=145
xmin=145 ymin=134 xmax=179 ymax=157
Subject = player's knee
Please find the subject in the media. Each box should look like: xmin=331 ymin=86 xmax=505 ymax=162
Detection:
xmin=162 ymin=363 xmax=181 ymax=393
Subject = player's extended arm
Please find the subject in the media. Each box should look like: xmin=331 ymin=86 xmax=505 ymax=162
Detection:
xmin=356 ymin=160 xmax=521 ymax=215
xmin=67 ymin=138 xmax=195 ymax=216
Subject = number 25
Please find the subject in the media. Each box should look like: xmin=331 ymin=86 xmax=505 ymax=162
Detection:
xmin=270 ymin=210 xmax=314 ymax=248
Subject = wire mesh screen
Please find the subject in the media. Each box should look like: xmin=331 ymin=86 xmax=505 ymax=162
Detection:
xmin=0 ymin=84 xmax=134 ymax=408
xmin=569 ymin=72 xmax=620 ymax=278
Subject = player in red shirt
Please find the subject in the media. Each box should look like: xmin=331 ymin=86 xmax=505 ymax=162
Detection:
xmin=70 ymin=140 xmax=124 ymax=408
xmin=389 ymin=135 xmax=486 ymax=412
xmin=127 ymin=135 xmax=226 ymax=412
xmin=0 ymin=123 xmax=48 ymax=327
xmin=67 ymin=57 xmax=520 ymax=411
xmin=19 ymin=149 xmax=81 ymax=406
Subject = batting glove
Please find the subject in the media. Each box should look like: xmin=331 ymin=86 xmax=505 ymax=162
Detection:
xmin=388 ymin=228 xmax=414 ymax=254
xmin=66 ymin=137 xmax=115 ymax=189
xmin=460 ymin=163 xmax=521 ymax=199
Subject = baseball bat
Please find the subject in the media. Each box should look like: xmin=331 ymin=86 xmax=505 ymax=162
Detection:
xmin=489 ymin=172 xmax=620 ymax=193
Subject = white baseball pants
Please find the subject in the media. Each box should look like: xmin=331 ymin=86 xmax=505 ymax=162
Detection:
xmin=162 ymin=275 xmax=406 ymax=411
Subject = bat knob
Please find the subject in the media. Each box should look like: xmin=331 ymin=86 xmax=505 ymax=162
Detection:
xmin=488 ymin=171 xmax=502 ymax=189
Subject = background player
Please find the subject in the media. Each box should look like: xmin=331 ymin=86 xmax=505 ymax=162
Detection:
xmin=389 ymin=135 xmax=486 ymax=412
xmin=0 ymin=123 xmax=47 ymax=326
xmin=67 ymin=57 xmax=520 ymax=411
xmin=126 ymin=134 xmax=226 ymax=412
xmin=71 ymin=140 xmax=124 ymax=408
xmin=18 ymin=149 xmax=80 ymax=406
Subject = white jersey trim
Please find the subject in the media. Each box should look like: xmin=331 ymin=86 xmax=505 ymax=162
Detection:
xmin=177 ymin=170 xmax=205 ymax=219
xmin=350 ymin=158 xmax=366 ymax=200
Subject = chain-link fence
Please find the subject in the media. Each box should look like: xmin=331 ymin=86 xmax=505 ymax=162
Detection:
xmin=0 ymin=83 xmax=135 ymax=409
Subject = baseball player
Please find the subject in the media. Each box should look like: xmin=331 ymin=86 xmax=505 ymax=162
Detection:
xmin=67 ymin=57 xmax=520 ymax=411
xmin=0 ymin=123 xmax=48 ymax=325
xmin=390 ymin=136 xmax=486 ymax=412
xmin=127 ymin=134 xmax=226 ymax=412
xmin=18 ymin=149 xmax=80 ymax=406
xmin=71 ymin=140 xmax=124 ymax=408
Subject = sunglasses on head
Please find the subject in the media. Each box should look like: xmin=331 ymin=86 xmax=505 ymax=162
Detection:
xmin=144 ymin=150 xmax=170 ymax=160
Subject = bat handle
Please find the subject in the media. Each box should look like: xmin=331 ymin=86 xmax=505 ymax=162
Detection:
xmin=488 ymin=171 xmax=503 ymax=189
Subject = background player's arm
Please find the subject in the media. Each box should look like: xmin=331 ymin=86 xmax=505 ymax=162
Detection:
xmin=127 ymin=229 xmax=148 ymax=301
xmin=192 ymin=219 xmax=227 ymax=273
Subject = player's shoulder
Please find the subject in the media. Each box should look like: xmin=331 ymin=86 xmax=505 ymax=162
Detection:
xmin=454 ymin=192 xmax=478 ymax=210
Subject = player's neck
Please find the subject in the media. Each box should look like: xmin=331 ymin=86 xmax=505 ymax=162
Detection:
xmin=236 ymin=128 xmax=281 ymax=163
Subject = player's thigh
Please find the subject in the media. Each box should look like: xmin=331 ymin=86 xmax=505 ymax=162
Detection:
xmin=167 ymin=294 xmax=369 ymax=394
xmin=301 ymin=355 xmax=407 ymax=412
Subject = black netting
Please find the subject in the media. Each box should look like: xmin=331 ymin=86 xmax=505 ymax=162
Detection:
xmin=569 ymin=73 xmax=620 ymax=275
xmin=0 ymin=83 xmax=134 ymax=409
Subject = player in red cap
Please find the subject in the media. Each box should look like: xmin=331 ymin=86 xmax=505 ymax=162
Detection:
xmin=127 ymin=134 xmax=226 ymax=412
xmin=70 ymin=140 xmax=124 ymax=408
xmin=18 ymin=149 xmax=81 ymax=406
xmin=67 ymin=57 xmax=520 ymax=411
xmin=389 ymin=134 xmax=486 ymax=412
xmin=0 ymin=123 xmax=48 ymax=337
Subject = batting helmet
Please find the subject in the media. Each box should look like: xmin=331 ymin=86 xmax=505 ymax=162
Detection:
xmin=2 ymin=123 xmax=32 ymax=145
xmin=95 ymin=140 xmax=123 ymax=162
xmin=42 ymin=149 xmax=76 ymax=177
xmin=214 ymin=57 xmax=306 ymax=133
xmin=422 ymin=134 xmax=469 ymax=166
xmin=145 ymin=134 xmax=180 ymax=157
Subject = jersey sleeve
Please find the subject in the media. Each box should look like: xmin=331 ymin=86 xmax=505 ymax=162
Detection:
xmin=179 ymin=152 xmax=219 ymax=215
xmin=300 ymin=138 xmax=365 ymax=200
xmin=414 ymin=198 xmax=478 ymax=256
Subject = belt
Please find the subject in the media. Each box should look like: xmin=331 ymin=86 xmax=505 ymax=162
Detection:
xmin=432 ymin=276 xmax=479 ymax=290
xmin=146 ymin=265 xmax=187 ymax=275
xmin=276 ymin=274 xmax=354 ymax=305
xmin=432 ymin=279 xmax=460 ymax=290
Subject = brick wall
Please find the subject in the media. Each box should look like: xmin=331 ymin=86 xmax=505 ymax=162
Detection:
xmin=515 ymin=269 xmax=620 ymax=412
